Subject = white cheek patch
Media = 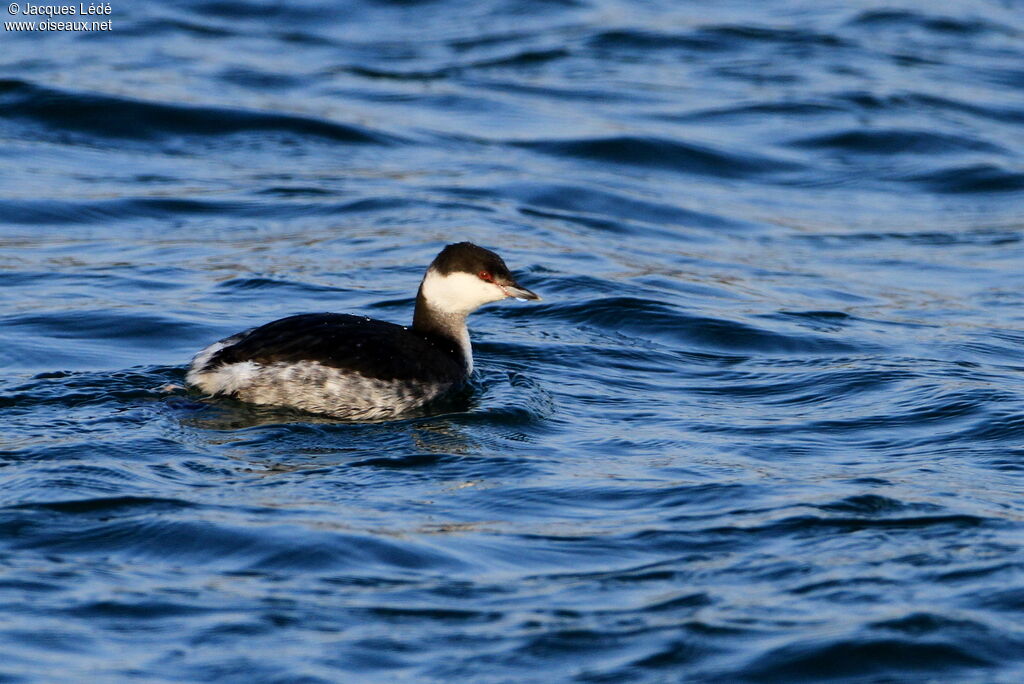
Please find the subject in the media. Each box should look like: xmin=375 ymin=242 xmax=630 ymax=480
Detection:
xmin=420 ymin=269 xmax=506 ymax=315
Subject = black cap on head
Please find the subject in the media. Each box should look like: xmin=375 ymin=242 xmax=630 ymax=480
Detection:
xmin=430 ymin=242 xmax=513 ymax=279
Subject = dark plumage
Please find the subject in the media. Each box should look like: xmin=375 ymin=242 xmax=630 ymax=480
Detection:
xmin=203 ymin=313 xmax=464 ymax=384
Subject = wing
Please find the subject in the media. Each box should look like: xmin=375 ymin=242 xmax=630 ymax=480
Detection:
xmin=203 ymin=313 xmax=465 ymax=383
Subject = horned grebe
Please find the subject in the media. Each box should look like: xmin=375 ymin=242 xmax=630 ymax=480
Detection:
xmin=185 ymin=242 xmax=540 ymax=419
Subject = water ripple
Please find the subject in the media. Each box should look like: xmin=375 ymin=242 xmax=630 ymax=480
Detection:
xmin=514 ymin=135 xmax=802 ymax=179
xmin=0 ymin=79 xmax=398 ymax=145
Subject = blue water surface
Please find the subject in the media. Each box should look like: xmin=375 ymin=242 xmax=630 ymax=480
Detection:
xmin=2 ymin=0 xmax=1024 ymax=681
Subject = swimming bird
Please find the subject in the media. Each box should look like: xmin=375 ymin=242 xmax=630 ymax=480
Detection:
xmin=186 ymin=242 xmax=540 ymax=419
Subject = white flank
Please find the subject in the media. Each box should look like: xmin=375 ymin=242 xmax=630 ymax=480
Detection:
xmin=185 ymin=335 xmax=247 ymax=394
xmin=190 ymin=361 xmax=262 ymax=396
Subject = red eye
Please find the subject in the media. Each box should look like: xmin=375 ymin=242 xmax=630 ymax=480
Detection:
xmin=478 ymin=270 xmax=493 ymax=282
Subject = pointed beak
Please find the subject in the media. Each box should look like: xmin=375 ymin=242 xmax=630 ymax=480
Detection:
xmin=500 ymin=280 xmax=541 ymax=302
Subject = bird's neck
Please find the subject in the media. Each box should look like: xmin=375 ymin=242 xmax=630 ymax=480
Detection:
xmin=412 ymin=289 xmax=473 ymax=373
